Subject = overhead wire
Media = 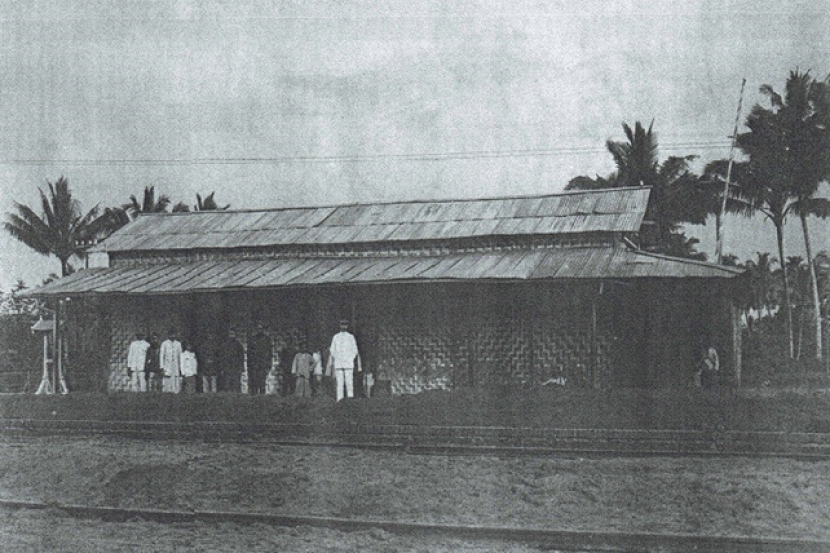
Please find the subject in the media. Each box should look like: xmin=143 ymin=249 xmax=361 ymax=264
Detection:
xmin=0 ymin=140 xmax=733 ymax=166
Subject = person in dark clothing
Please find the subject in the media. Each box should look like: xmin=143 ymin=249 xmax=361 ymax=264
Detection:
xmin=145 ymin=332 xmax=162 ymax=392
xmin=199 ymin=339 xmax=219 ymax=393
xmin=279 ymin=341 xmax=297 ymax=397
xmin=246 ymin=324 xmax=272 ymax=395
xmin=219 ymin=331 xmax=245 ymax=392
xmin=292 ymin=343 xmax=314 ymax=398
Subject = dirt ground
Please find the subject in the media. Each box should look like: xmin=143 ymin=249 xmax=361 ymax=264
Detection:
xmin=1 ymin=508 xmax=561 ymax=553
xmin=1 ymin=436 xmax=829 ymax=545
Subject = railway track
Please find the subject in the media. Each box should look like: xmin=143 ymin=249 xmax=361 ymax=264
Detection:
xmin=1 ymin=497 xmax=827 ymax=552
xmin=4 ymin=418 xmax=830 ymax=459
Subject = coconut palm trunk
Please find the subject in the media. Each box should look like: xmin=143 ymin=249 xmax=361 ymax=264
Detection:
xmin=775 ymin=221 xmax=795 ymax=358
xmin=800 ymin=213 xmax=823 ymax=359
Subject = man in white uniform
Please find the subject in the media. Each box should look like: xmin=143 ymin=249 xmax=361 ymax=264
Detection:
xmin=160 ymin=330 xmax=183 ymax=393
xmin=127 ymin=332 xmax=150 ymax=392
xmin=327 ymin=319 xmax=361 ymax=402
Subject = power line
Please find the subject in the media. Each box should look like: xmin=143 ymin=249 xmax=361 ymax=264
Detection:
xmin=0 ymin=141 xmax=732 ymax=166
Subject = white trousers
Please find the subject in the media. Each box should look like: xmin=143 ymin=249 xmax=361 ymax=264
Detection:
xmin=202 ymin=375 xmax=217 ymax=393
xmin=335 ymin=368 xmax=354 ymax=402
xmin=131 ymin=370 xmax=146 ymax=392
xmin=163 ymin=375 xmax=181 ymax=393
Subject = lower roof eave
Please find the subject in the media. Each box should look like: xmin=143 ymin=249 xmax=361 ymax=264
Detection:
xmin=20 ymin=247 xmax=743 ymax=298
xmin=24 ymin=275 xmax=742 ymax=299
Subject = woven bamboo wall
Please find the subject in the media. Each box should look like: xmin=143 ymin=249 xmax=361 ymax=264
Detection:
xmin=106 ymin=283 xmax=617 ymax=395
xmin=356 ymin=283 xmax=612 ymax=394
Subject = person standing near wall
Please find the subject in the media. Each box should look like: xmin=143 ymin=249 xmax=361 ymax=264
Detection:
xmin=199 ymin=339 xmax=219 ymax=393
xmin=327 ymin=319 xmax=361 ymax=402
xmin=246 ymin=323 xmax=271 ymax=395
xmin=279 ymin=339 xmax=297 ymax=397
xmin=127 ymin=332 xmax=150 ymax=393
xmin=160 ymin=330 xmax=183 ymax=393
xmin=219 ymin=330 xmax=244 ymax=392
xmin=180 ymin=342 xmax=198 ymax=394
xmin=292 ymin=344 xmax=313 ymax=398
xmin=311 ymin=349 xmax=324 ymax=396
xmin=145 ymin=332 xmax=161 ymax=392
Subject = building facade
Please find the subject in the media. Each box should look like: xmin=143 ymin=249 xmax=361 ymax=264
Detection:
xmin=30 ymin=187 xmax=744 ymax=394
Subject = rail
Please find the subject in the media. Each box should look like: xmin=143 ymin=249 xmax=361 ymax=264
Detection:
xmin=3 ymin=418 xmax=830 ymax=459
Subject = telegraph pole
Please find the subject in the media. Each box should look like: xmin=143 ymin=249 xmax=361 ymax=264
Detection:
xmin=716 ymin=78 xmax=746 ymax=264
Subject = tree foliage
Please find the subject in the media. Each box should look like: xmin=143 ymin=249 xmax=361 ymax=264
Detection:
xmin=566 ymin=121 xmax=711 ymax=259
xmin=3 ymin=177 xmax=109 ymax=276
xmin=172 ymin=192 xmax=230 ymax=212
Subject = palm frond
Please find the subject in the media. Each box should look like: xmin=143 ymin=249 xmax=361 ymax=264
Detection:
xmin=4 ymin=216 xmax=53 ymax=255
xmin=760 ymin=84 xmax=783 ymax=109
xmin=565 ymin=175 xmax=615 ymax=191
xmin=791 ymin=196 xmax=830 ymax=218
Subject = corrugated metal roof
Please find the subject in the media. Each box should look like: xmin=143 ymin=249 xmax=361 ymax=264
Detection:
xmin=27 ymin=247 xmax=742 ymax=297
xmin=90 ymin=187 xmax=651 ymax=253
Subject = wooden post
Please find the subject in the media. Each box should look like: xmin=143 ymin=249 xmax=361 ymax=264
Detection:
xmin=35 ymin=329 xmax=53 ymax=395
xmin=732 ymin=301 xmax=742 ymax=386
xmin=52 ymin=299 xmax=58 ymax=394
xmin=590 ymin=281 xmax=603 ymax=388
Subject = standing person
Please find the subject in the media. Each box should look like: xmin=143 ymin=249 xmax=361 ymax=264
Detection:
xmin=199 ymin=340 xmax=219 ymax=393
xmin=363 ymin=369 xmax=375 ymax=399
xmin=311 ymin=349 xmax=324 ymax=396
xmin=160 ymin=330 xmax=183 ymax=393
xmin=327 ymin=319 xmax=362 ymax=402
xmin=127 ymin=332 xmax=150 ymax=392
xmin=279 ymin=340 xmax=297 ymax=396
xmin=246 ymin=323 xmax=271 ymax=395
xmin=145 ymin=332 xmax=162 ymax=392
xmin=292 ymin=345 xmax=313 ymax=398
xmin=702 ymin=345 xmax=720 ymax=388
xmin=219 ymin=330 xmax=245 ymax=392
xmin=180 ymin=342 xmax=198 ymax=394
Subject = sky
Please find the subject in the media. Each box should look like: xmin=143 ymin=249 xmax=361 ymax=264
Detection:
xmin=1 ymin=0 xmax=829 ymax=290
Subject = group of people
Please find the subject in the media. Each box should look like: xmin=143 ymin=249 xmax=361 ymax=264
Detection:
xmin=126 ymin=331 xmax=209 ymax=393
xmin=125 ymin=319 xmax=372 ymax=401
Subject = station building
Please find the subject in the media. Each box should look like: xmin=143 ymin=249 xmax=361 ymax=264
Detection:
xmin=28 ymin=187 xmax=744 ymax=394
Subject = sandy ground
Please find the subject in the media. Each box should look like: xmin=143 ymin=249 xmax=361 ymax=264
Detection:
xmin=1 ymin=436 xmax=828 ymax=545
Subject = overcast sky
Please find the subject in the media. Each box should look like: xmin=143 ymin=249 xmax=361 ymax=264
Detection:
xmin=1 ymin=0 xmax=829 ymax=290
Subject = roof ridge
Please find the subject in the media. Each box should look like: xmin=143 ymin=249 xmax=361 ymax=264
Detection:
xmin=133 ymin=187 xmax=650 ymax=217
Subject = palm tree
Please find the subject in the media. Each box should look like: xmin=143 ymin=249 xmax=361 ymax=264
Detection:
xmin=88 ymin=186 xmax=176 ymax=242
xmin=172 ymin=191 xmax=230 ymax=212
xmin=4 ymin=177 xmax=109 ymax=276
xmin=566 ymin=121 xmax=711 ymax=258
xmin=751 ymin=252 xmax=777 ymax=317
xmin=710 ymin=159 xmax=799 ymax=357
xmin=124 ymin=186 xmax=171 ymax=218
xmin=738 ymin=70 xmax=830 ymax=359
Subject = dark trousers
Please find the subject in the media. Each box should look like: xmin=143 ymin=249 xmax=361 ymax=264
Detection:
xmin=220 ymin=371 xmax=241 ymax=392
xmin=248 ymin=370 xmax=266 ymax=395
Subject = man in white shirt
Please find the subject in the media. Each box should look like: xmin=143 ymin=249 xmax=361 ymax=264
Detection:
xmin=179 ymin=342 xmax=198 ymax=394
xmin=327 ymin=319 xmax=361 ymax=402
xmin=127 ymin=332 xmax=150 ymax=392
xmin=160 ymin=330 xmax=183 ymax=393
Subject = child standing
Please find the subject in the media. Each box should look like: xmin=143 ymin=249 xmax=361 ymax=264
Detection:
xmin=180 ymin=342 xmax=198 ymax=394
xmin=292 ymin=345 xmax=314 ymax=398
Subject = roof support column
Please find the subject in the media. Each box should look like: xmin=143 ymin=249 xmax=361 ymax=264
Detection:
xmin=590 ymin=281 xmax=604 ymax=389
